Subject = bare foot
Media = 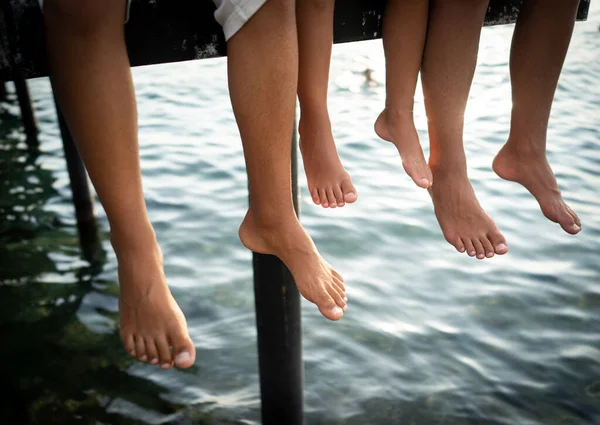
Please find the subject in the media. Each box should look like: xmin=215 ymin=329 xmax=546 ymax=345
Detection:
xmin=375 ymin=108 xmax=433 ymax=188
xmin=493 ymin=140 xmax=581 ymax=235
xmin=299 ymin=111 xmax=357 ymax=209
xmin=429 ymin=165 xmax=508 ymax=259
xmin=112 ymin=229 xmax=196 ymax=369
xmin=238 ymin=211 xmax=347 ymax=320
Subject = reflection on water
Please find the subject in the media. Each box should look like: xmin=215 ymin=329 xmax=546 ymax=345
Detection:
xmin=0 ymin=107 xmax=236 ymax=424
xmin=1 ymin=5 xmax=600 ymax=425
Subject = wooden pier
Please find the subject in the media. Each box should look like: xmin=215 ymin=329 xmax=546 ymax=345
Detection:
xmin=0 ymin=1 xmax=591 ymax=424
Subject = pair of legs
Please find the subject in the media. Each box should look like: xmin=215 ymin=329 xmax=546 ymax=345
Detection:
xmin=296 ymin=0 xmax=430 ymax=208
xmin=425 ymin=0 xmax=581 ymax=260
xmin=44 ymin=0 xmax=347 ymax=369
xmin=298 ymin=0 xmax=580 ymax=261
xmin=296 ymin=0 xmax=504 ymax=257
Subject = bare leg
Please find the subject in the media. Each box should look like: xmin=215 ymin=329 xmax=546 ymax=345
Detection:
xmin=492 ymin=0 xmax=581 ymax=235
xmin=228 ymin=1 xmax=347 ymax=320
xmin=374 ymin=0 xmax=433 ymax=189
xmin=421 ymin=0 xmax=508 ymax=259
xmin=297 ymin=0 xmax=357 ymax=208
xmin=44 ymin=0 xmax=195 ymax=368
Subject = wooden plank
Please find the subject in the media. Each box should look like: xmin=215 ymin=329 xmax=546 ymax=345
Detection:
xmin=0 ymin=0 xmax=591 ymax=82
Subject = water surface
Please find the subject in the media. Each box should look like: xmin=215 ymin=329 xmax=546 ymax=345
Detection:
xmin=1 ymin=5 xmax=599 ymax=425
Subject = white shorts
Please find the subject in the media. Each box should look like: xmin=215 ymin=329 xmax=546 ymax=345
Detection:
xmin=38 ymin=0 xmax=132 ymax=22
xmin=38 ymin=0 xmax=266 ymax=42
xmin=212 ymin=0 xmax=267 ymax=41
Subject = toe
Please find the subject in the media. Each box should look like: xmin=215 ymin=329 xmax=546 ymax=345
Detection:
xmin=121 ymin=331 xmax=136 ymax=357
xmin=332 ymin=280 xmax=346 ymax=301
xmin=341 ymin=178 xmax=357 ymax=204
xmin=560 ymin=205 xmax=581 ymax=235
xmin=327 ymin=188 xmax=337 ymax=208
xmin=311 ymin=188 xmax=321 ymax=205
xmin=145 ymin=338 xmax=159 ymax=365
xmin=170 ymin=330 xmax=196 ymax=369
xmin=319 ymin=188 xmax=329 ymax=208
xmin=480 ymin=237 xmax=495 ymax=258
xmin=333 ymin=185 xmax=345 ymax=207
xmin=331 ymin=269 xmax=344 ymax=283
xmin=472 ymin=239 xmax=486 ymax=260
xmin=156 ymin=337 xmax=173 ymax=370
xmin=403 ymin=158 xmax=432 ymax=189
xmin=453 ymin=236 xmax=466 ymax=253
xmin=489 ymin=231 xmax=508 ymax=255
xmin=316 ymin=291 xmax=344 ymax=321
xmin=567 ymin=205 xmax=581 ymax=227
xmin=328 ymin=287 xmax=347 ymax=311
xmin=462 ymin=238 xmax=476 ymax=257
xmin=333 ymin=276 xmax=345 ymax=295
xmin=135 ymin=335 xmax=147 ymax=362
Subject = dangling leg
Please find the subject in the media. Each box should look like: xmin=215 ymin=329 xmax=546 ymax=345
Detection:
xmin=225 ymin=0 xmax=348 ymax=320
xmin=374 ymin=0 xmax=433 ymax=189
xmin=297 ymin=0 xmax=357 ymax=208
xmin=492 ymin=0 xmax=581 ymax=234
xmin=44 ymin=0 xmax=195 ymax=368
xmin=421 ymin=0 xmax=508 ymax=259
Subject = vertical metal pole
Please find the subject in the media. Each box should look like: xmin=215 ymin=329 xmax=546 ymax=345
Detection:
xmin=14 ymin=77 xmax=38 ymax=148
xmin=253 ymin=111 xmax=304 ymax=425
xmin=54 ymin=98 xmax=101 ymax=263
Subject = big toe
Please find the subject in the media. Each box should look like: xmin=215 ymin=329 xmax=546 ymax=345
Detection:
xmin=341 ymin=178 xmax=357 ymax=204
xmin=489 ymin=231 xmax=508 ymax=255
xmin=171 ymin=332 xmax=196 ymax=368
xmin=316 ymin=292 xmax=344 ymax=321
xmin=402 ymin=157 xmax=432 ymax=189
xmin=560 ymin=206 xmax=581 ymax=235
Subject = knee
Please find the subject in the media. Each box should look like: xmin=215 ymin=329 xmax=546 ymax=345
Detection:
xmin=44 ymin=0 xmax=126 ymax=34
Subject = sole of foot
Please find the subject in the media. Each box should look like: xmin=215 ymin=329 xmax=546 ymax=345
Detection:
xmin=428 ymin=166 xmax=508 ymax=259
xmin=375 ymin=108 xmax=433 ymax=189
xmin=238 ymin=210 xmax=348 ymax=320
xmin=493 ymin=141 xmax=581 ymax=235
xmin=113 ymin=233 xmax=196 ymax=370
xmin=298 ymin=114 xmax=358 ymax=209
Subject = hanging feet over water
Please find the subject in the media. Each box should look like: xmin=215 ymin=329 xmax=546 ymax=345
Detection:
xmin=239 ymin=209 xmax=347 ymax=321
xmin=429 ymin=164 xmax=509 ymax=259
xmin=375 ymin=108 xmax=433 ymax=189
xmin=493 ymin=138 xmax=581 ymax=235
xmin=113 ymin=229 xmax=196 ymax=369
xmin=299 ymin=111 xmax=358 ymax=209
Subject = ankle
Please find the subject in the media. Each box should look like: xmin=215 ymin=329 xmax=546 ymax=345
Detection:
xmin=109 ymin=220 xmax=159 ymax=256
xmin=382 ymin=107 xmax=415 ymax=124
xmin=505 ymin=135 xmax=547 ymax=158
xmin=299 ymin=106 xmax=330 ymax=128
xmin=247 ymin=205 xmax=299 ymax=231
xmin=429 ymin=152 xmax=467 ymax=175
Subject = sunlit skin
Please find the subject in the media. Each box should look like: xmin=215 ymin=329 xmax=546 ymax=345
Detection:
xmin=44 ymin=0 xmax=347 ymax=372
xmin=493 ymin=0 xmax=581 ymax=235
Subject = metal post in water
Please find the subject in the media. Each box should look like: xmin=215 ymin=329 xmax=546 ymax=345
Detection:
xmin=253 ymin=112 xmax=304 ymax=425
xmin=14 ymin=77 xmax=38 ymax=148
xmin=54 ymin=98 xmax=101 ymax=263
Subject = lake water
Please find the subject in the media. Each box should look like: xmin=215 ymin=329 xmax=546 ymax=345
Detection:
xmin=1 ymin=4 xmax=599 ymax=425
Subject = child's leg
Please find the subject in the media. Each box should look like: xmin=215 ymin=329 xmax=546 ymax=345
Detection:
xmin=492 ymin=0 xmax=581 ymax=235
xmin=227 ymin=0 xmax=348 ymax=320
xmin=421 ymin=0 xmax=508 ymax=259
xmin=296 ymin=0 xmax=357 ymax=209
xmin=44 ymin=0 xmax=195 ymax=368
xmin=374 ymin=0 xmax=433 ymax=189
